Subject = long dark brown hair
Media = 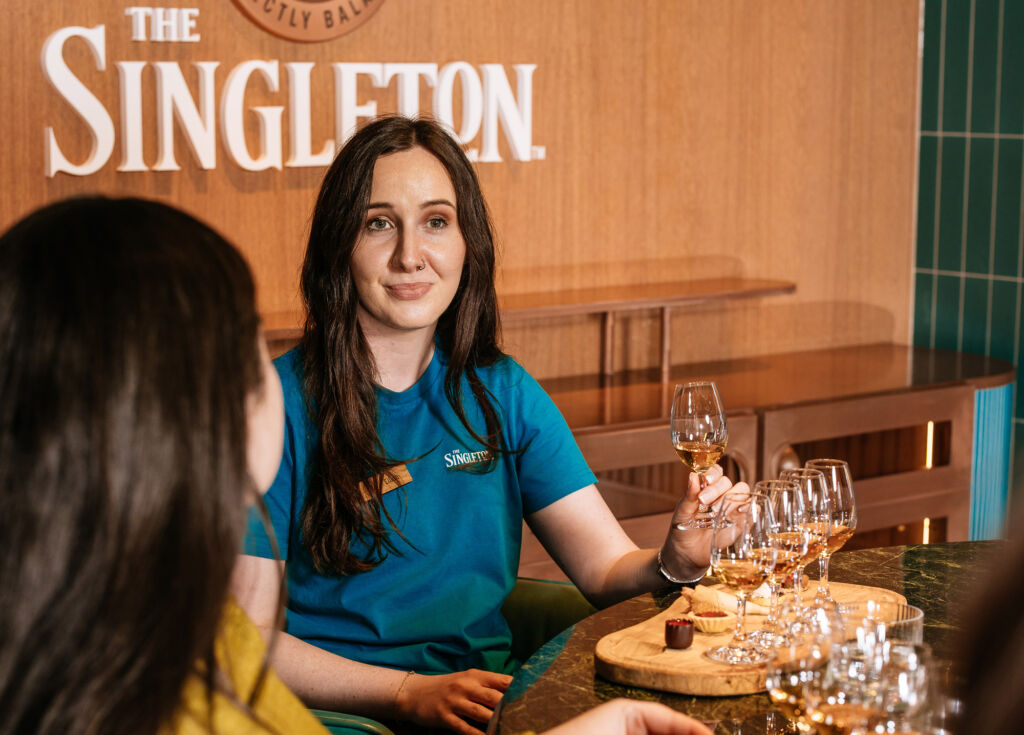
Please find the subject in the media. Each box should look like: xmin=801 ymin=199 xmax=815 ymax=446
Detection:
xmin=958 ymin=525 xmax=1024 ymax=734
xmin=300 ymin=116 xmax=506 ymax=575
xmin=0 ymin=197 xmax=265 ymax=735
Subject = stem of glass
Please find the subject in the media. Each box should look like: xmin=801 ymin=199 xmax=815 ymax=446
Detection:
xmin=817 ymin=553 xmax=831 ymax=598
xmin=696 ymin=472 xmax=708 ymax=512
xmin=766 ymin=580 xmax=781 ymax=632
xmin=732 ymin=592 xmax=748 ymax=643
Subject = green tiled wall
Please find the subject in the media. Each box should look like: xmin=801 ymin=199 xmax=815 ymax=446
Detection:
xmin=915 ymin=0 xmax=1024 ymax=505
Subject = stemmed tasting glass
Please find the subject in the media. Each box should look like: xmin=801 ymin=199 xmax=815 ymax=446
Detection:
xmin=670 ymin=380 xmax=729 ymax=530
xmin=706 ymin=489 xmax=775 ymax=665
xmin=836 ymin=600 xmax=925 ymax=645
xmin=805 ymin=459 xmax=858 ymax=601
xmin=755 ymin=479 xmax=810 ymax=647
xmin=802 ymin=636 xmax=882 ymax=735
xmin=910 ymin=656 xmax=963 ymax=735
xmin=779 ymin=468 xmax=831 ymax=608
xmin=874 ymin=642 xmax=933 ymax=732
xmin=766 ymin=596 xmax=845 ymax=733
xmin=803 ymin=635 xmax=932 ymax=735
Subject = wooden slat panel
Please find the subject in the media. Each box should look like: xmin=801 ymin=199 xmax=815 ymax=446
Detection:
xmin=761 ymin=384 xmax=976 ymax=540
xmin=573 ymin=412 xmax=757 ymax=481
xmin=760 ymin=385 xmax=974 ymax=473
xmin=2 ymin=1 xmax=920 ymax=383
xmin=852 ymin=470 xmax=972 ymax=540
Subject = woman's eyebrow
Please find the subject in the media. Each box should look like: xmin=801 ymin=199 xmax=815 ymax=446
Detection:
xmin=421 ymin=199 xmax=455 ymax=209
xmin=365 ymin=199 xmax=455 ymax=210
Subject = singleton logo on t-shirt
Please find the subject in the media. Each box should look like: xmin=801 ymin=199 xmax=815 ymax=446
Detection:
xmin=444 ymin=447 xmax=492 ymax=470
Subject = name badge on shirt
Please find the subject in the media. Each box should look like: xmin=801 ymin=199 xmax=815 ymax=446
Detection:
xmin=357 ymin=464 xmax=412 ymax=501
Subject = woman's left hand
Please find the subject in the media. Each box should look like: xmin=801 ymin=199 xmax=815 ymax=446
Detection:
xmin=659 ymin=465 xmax=747 ymax=581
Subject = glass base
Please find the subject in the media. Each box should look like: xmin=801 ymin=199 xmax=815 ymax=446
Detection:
xmin=814 ymin=585 xmax=836 ymax=605
xmin=704 ymin=642 xmax=774 ymax=665
xmin=748 ymin=627 xmax=791 ymax=649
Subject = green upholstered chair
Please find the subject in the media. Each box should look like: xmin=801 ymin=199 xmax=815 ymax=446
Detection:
xmin=502 ymin=576 xmax=596 ymax=664
xmin=312 ymin=709 xmax=396 ymax=734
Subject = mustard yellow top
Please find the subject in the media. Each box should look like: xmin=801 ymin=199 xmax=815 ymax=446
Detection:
xmin=167 ymin=598 xmax=328 ymax=735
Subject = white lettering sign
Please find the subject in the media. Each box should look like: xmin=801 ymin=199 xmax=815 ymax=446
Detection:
xmin=125 ymin=7 xmax=200 ymax=42
xmin=221 ymin=60 xmax=284 ymax=171
xmin=42 ymin=26 xmax=115 ymax=177
xmin=40 ymin=13 xmax=541 ymax=177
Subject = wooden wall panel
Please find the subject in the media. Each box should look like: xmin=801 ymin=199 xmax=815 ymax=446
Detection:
xmin=0 ymin=1 xmax=920 ymax=380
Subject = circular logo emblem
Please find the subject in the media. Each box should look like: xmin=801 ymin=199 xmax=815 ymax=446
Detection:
xmin=233 ymin=0 xmax=387 ymax=43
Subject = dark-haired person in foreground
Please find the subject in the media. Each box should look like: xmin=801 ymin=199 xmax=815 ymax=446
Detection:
xmin=957 ymin=509 xmax=1024 ymax=735
xmin=0 ymin=196 xmax=301 ymax=735
xmin=0 ymin=196 xmax=712 ymax=735
xmin=233 ymin=116 xmax=741 ymax=734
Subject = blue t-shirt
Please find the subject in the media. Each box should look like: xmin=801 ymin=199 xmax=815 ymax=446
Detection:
xmin=245 ymin=346 xmax=595 ymax=675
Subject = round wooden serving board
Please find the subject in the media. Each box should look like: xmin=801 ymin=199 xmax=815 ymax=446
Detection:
xmin=594 ymin=582 xmax=907 ymax=696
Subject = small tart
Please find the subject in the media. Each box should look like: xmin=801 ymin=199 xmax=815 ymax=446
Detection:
xmin=681 ymin=609 xmax=736 ymax=633
xmin=690 ymin=584 xmax=725 ymax=615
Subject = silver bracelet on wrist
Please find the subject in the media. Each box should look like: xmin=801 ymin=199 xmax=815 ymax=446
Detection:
xmin=657 ymin=549 xmax=708 ymax=585
xmin=394 ymin=670 xmax=415 ymax=708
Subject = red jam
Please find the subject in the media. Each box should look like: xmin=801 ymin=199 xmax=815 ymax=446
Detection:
xmin=696 ymin=611 xmax=728 ymax=617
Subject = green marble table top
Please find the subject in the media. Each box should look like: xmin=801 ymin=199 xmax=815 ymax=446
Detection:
xmin=495 ymin=541 xmax=1000 ymax=735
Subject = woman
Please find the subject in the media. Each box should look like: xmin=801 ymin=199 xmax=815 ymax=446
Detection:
xmin=0 ymin=196 xmax=304 ymax=734
xmin=0 ymin=196 xmax=710 ymax=735
xmin=957 ymin=515 xmax=1024 ymax=735
xmin=233 ymin=117 xmax=740 ymax=734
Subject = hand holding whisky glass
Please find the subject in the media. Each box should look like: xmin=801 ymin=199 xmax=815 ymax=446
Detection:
xmin=670 ymin=380 xmax=729 ymax=530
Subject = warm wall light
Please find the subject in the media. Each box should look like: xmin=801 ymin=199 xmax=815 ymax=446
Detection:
xmin=925 ymin=420 xmax=935 ymax=470
xmin=923 ymin=517 xmax=931 ymax=544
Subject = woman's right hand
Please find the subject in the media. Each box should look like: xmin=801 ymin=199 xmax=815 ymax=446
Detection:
xmin=395 ymin=668 xmax=512 ymax=735
xmin=541 ymin=699 xmax=714 ymax=735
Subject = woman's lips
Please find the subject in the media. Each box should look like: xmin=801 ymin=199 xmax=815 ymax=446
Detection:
xmin=386 ymin=282 xmax=431 ymax=299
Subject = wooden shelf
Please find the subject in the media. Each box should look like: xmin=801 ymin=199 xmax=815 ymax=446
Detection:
xmin=262 ymin=310 xmax=304 ymax=344
xmin=263 ymin=277 xmax=797 ymax=374
xmin=498 ymin=277 xmax=795 ymax=320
